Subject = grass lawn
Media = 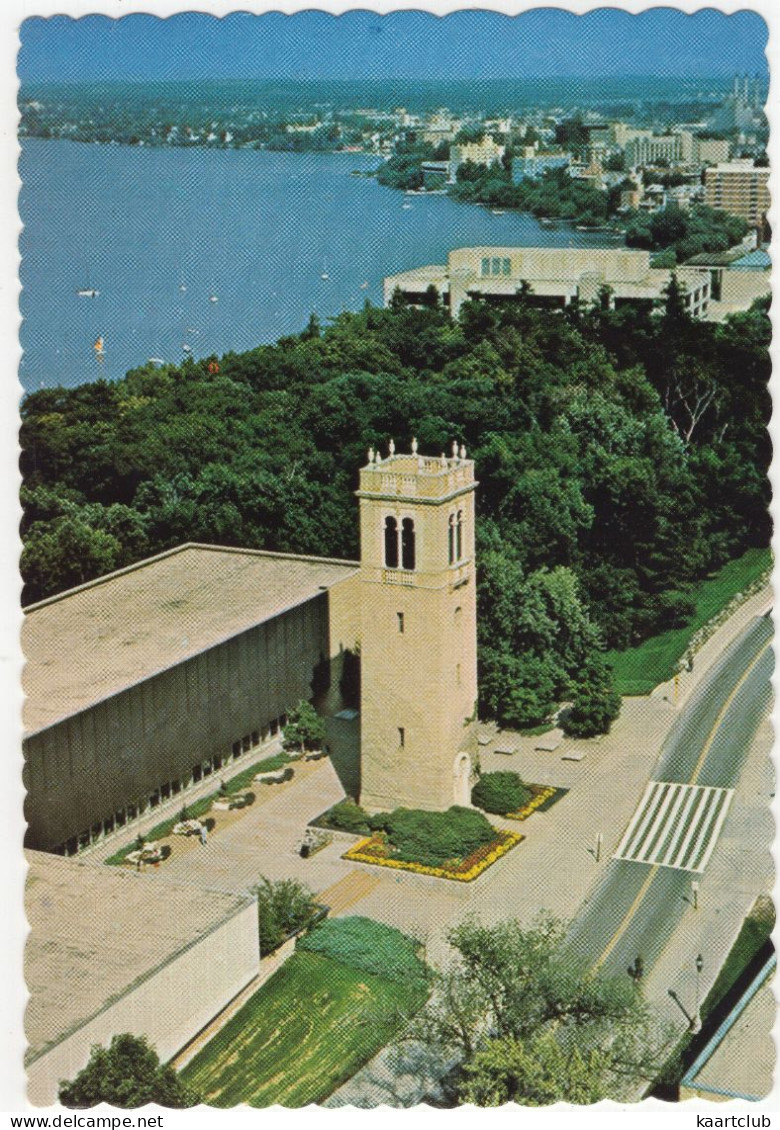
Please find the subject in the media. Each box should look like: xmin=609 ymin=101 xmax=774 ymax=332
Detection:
xmin=606 ymin=548 xmax=771 ymax=696
xmin=180 ymin=950 xmax=427 ymax=1107
xmin=702 ymin=895 xmax=775 ymax=1014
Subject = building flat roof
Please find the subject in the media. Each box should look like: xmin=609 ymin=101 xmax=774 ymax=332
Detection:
xmin=23 ymin=543 xmax=358 ymax=734
xmin=25 ymin=850 xmax=253 ymax=1063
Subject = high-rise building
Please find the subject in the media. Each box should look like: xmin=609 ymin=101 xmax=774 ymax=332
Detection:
xmin=703 ymin=161 xmax=770 ymax=230
xmin=357 ymin=440 xmax=478 ymax=812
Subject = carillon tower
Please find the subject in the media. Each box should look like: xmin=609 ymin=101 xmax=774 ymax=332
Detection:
xmin=357 ymin=438 xmax=478 ymax=812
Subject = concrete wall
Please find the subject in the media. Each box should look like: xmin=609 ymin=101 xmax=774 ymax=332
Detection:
xmin=26 ymin=899 xmax=258 ymax=1106
xmin=25 ymin=594 xmax=331 ymax=851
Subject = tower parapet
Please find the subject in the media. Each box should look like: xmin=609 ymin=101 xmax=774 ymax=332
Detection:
xmin=358 ymin=440 xmax=475 ymax=503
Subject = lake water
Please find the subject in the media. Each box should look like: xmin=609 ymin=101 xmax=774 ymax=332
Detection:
xmin=19 ymin=140 xmax=620 ymax=391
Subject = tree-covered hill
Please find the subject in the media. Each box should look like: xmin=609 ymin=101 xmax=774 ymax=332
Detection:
xmin=21 ymin=290 xmax=770 ymax=727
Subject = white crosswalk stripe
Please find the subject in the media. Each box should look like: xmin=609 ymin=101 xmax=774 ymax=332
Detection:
xmin=614 ymin=781 xmax=734 ymax=873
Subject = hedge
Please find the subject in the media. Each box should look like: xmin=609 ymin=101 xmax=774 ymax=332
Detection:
xmin=298 ymin=916 xmax=427 ymax=983
xmin=471 ymin=772 xmax=533 ymax=816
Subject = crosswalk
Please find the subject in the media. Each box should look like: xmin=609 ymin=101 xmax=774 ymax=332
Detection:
xmin=614 ymin=780 xmax=734 ymax=874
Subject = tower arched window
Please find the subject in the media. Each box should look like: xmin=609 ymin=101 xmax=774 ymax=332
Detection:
xmin=401 ymin=518 xmax=416 ymax=571
xmin=384 ymin=516 xmax=399 ymax=568
xmin=448 ymin=514 xmax=455 ymax=565
xmin=456 ymin=510 xmax=463 ymax=562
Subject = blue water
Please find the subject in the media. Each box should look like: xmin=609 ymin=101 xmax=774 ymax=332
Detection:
xmin=19 ymin=139 xmax=621 ymax=391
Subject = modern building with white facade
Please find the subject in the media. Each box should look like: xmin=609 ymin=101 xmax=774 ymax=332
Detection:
xmin=384 ymin=246 xmax=712 ymax=320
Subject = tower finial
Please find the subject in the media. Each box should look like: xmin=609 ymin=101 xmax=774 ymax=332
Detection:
xmin=440 ymin=452 xmax=447 ymax=468
xmin=411 ymin=436 xmax=418 ymax=455
xmin=389 ymin=438 xmax=396 ymax=456
xmin=452 ymin=440 xmax=459 ymax=460
xmin=368 ymin=445 xmax=375 ymax=466
xmin=460 ymin=444 xmax=467 ymax=460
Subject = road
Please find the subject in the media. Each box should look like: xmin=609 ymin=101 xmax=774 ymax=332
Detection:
xmin=565 ymin=614 xmax=773 ymax=979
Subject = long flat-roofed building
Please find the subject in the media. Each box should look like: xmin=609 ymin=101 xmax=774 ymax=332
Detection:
xmin=384 ymin=246 xmax=711 ymax=320
xmin=25 ymin=850 xmax=259 ymax=1105
xmin=23 ymin=543 xmax=360 ymax=854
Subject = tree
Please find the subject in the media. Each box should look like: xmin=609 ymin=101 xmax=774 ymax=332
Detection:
xmin=460 ymin=1032 xmax=609 ymax=1105
xmin=562 ymin=653 xmax=622 ymax=737
xmin=282 ymin=699 xmax=326 ymax=754
xmin=58 ymin=1033 xmax=198 ymax=1108
xmin=252 ymin=876 xmax=317 ymax=955
xmin=404 ymin=915 xmax=658 ymax=1105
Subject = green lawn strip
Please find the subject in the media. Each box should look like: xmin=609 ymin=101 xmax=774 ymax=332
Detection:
xmin=701 ymin=896 xmax=775 ymax=1015
xmin=104 ymin=751 xmax=290 ymax=865
xmin=606 ymin=548 xmax=771 ymax=696
xmin=181 ymin=951 xmax=427 ymax=1107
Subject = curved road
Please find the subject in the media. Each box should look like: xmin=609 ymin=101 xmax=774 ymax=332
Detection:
xmin=565 ymin=614 xmax=773 ymax=978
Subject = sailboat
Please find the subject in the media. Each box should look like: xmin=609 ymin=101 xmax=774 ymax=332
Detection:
xmin=77 ymin=288 xmax=99 ymax=298
xmin=93 ymin=336 xmax=105 ymax=359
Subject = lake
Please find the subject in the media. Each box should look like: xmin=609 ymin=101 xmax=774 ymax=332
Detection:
xmin=19 ymin=140 xmax=620 ymax=391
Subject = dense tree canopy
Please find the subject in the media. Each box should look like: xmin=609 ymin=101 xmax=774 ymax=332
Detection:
xmin=58 ymin=1034 xmax=199 ymax=1108
xmin=21 ymin=289 xmax=769 ymax=728
xmin=406 ymin=915 xmax=661 ymax=1104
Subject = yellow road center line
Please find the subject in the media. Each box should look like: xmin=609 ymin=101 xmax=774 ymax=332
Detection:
xmin=593 ymin=637 xmax=771 ymax=970
xmin=689 ymin=639 xmax=771 ymax=786
xmin=593 ymin=864 xmax=658 ymax=970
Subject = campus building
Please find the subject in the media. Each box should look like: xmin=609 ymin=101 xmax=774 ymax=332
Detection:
xmin=384 ymin=246 xmax=712 ymax=320
xmin=23 ymin=544 xmax=361 ymax=855
xmin=24 ymin=448 xmax=481 ymax=856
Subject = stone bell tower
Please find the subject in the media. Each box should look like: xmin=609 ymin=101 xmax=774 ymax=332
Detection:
xmin=357 ymin=438 xmax=478 ymax=812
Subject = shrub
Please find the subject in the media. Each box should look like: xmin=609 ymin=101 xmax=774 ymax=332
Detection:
xmin=298 ymin=916 xmax=427 ymax=983
xmin=472 ymin=772 xmax=533 ymax=815
xmin=374 ymin=806 xmax=496 ymax=867
xmin=253 ymin=876 xmax=317 ymax=956
xmin=323 ymin=799 xmax=372 ymax=835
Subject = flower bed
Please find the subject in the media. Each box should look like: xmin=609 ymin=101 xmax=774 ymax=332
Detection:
xmin=343 ymin=828 xmax=522 ymax=882
xmin=504 ymin=783 xmax=567 ymax=821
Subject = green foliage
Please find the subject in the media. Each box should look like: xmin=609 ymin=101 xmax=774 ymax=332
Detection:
xmin=282 ymin=700 xmax=326 ymax=752
xmin=21 ymin=289 xmax=770 ymax=710
xmin=319 ymin=798 xmax=373 ymax=835
xmin=373 ymin=806 xmax=496 ymax=867
xmin=625 ymin=203 xmax=749 ymax=260
xmin=471 ymin=772 xmax=533 ymax=815
xmin=252 ymin=876 xmax=318 ymax=955
xmin=562 ymin=653 xmax=622 ymax=738
xmin=58 ymin=1033 xmax=199 ymax=1108
xmin=407 ymin=914 xmax=658 ymax=1103
xmin=460 ymin=1033 xmax=609 ymax=1106
xmin=297 ymin=916 xmax=427 ymax=984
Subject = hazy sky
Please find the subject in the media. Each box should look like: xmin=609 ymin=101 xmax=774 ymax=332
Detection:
xmin=18 ymin=9 xmax=768 ymax=85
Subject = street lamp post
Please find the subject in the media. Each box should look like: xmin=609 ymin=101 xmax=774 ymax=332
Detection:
xmin=596 ymin=832 xmax=603 ymax=862
xmin=691 ymin=879 xmax=699 ymax=910
xmin=691 ymin=954 xmax=704 ymax=1034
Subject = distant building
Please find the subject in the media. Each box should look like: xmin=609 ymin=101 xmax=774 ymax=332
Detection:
xmin=420 ymin=160 xmax=450 ymax=189
xmin=512 ymin=149 xmax=571 ymax=182
xmin=625 ymin=132 xmax=686 ymax=167
xmin=384 ymin=246 xmax=711 ymax=320
xmin=696 ymin=137 xmax=731 ymax=165
xmin=449 ymin=137 xmax=506 ymax=180
xmin=703 ymin=160 xmax=770 ymax=231
xmin=712 ymin=75 xmax=762 ymax=133
xmin=684 ymin=245 xmax=770 ymax=320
